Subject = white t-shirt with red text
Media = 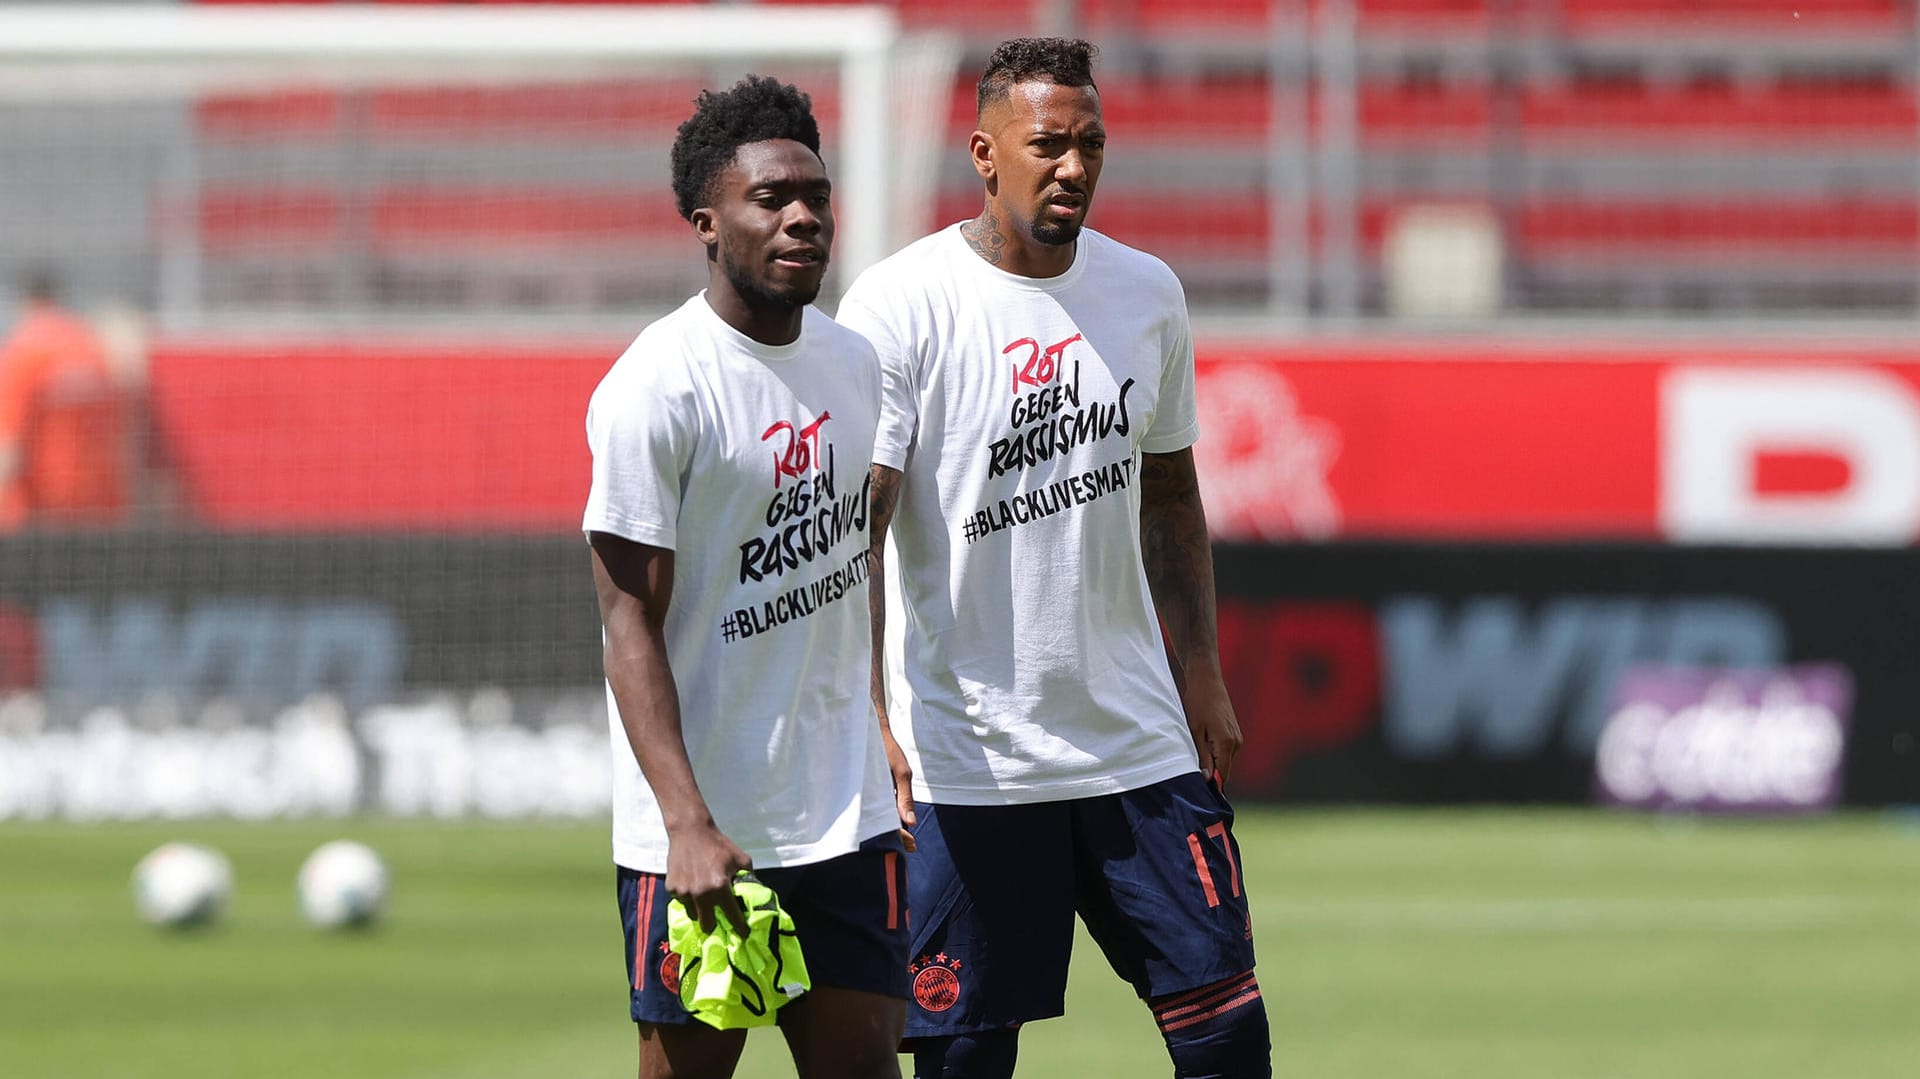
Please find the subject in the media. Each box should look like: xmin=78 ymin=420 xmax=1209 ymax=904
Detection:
xmin=836 ymin=225 xmax=1202 ymax=805
xmin=585 ymin=294 xmax=897 ymax=872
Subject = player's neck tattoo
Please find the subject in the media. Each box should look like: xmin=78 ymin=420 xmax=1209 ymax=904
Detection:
xmin=962 ymin=207 xmax=1009 ymax=267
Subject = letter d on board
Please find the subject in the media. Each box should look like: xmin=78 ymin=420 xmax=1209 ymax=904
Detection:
xmin=1662 ymin=367 xmax=1920 ymax=544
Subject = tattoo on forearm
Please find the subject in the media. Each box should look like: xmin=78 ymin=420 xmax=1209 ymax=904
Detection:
xmin=868 ymin=466 xmax=900 ymax=544
xmin=961 ymin=208 xmax=1008 ymax=267
xmin=1139 ymin=450 xmax=1219 ymax=671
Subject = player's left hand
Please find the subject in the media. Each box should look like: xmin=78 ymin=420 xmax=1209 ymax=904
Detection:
xmin=1181 ymin=671 xmax=1244 ymax=789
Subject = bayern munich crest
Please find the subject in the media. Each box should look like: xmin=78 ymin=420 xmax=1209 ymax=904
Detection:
xmin=656 ymin=940 xmax=683 ymax=996
xmin=909 ymin=952 xmax=963 ymax=1013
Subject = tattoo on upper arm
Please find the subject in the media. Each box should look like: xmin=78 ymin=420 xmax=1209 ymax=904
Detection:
xmin=1139 ymin=450 xmax=1217 ymax=660
xmin=867 ymin=465 xmax=902 ymax=560
xmin=869 ymin=465 xmax=901 ymax=529
xmin=1139 ymin=451 xmax=1202 ymax=567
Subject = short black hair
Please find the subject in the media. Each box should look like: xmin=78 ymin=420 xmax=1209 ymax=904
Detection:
xmin=976 ymin=37 xmax=1098 ymax=120
xmin=670 ymin=75 xmax=822 ymax=221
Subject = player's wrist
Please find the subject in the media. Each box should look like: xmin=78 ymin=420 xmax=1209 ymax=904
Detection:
xmin=660 ymin=808 xmax=721 ymax=836
xmin=1179 ymin=653 xmax=1226 ymax=683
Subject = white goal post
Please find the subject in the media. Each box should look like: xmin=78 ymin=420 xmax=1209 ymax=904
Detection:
xmin=0 ymin=3 xmax=958 ymax=326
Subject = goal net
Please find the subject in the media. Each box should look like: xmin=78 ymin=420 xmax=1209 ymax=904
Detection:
xmin=0 ymin=4 xmax=959 ymax=821
xmin=0 ymin=3 xmax=957 ymax=327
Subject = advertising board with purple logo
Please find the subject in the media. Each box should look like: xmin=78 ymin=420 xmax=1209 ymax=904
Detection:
xmin=1595 ymin=665 xmax=1852 ymax=813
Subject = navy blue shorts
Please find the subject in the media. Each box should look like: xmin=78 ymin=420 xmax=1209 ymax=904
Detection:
xmin=904 ymin=771 xmax=1257 ymax=1037
xmin=617 ymin=830 xmax=911 ymax=1026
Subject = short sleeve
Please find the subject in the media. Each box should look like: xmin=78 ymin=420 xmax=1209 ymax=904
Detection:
xmin=1139 ymin=278 xmax=1200 ymax=455
xmin=836 ymin=279 xmax=919 ymax=472
xmin=581 ymin=357 xmax=692 ymax=549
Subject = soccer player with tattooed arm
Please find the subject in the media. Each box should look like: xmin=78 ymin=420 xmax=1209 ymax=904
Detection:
xmin=837 ymin=36 xmax=1270 ymax=1079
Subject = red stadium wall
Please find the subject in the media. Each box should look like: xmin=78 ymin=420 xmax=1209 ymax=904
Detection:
xmin=145 ymin=336 xmax=1920 ymax=542
xmin=148 ymin=341 xmax=607 ymax=531
xmin=1192 ymin=340 xmax=1920 ymax=544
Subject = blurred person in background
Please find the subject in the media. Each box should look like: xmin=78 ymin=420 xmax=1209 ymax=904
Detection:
xmin=837 ymin=37 xmax=1269 ymax=1079
xmin=584 ymin=75 xmax=910 ymax=1079
xmin=0 ymin=268 xmax=127 ymax=529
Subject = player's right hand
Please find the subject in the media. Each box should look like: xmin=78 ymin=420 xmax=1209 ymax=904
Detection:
xmin=880 ymin=725 xmax=918 ymax=853
xmin=664 ymin=823 xmax=751 ymax=934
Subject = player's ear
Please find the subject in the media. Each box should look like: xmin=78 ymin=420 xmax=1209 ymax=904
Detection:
xmin=969 ymin=130 xmax=995 ymax=182
xmin=690 ymin=207 xmax=718 ymax=247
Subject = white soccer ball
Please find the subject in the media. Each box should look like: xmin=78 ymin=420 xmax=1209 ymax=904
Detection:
xmin=132 ymin=842 xmax=233 ymax=928
xmin=297 ymin=840 xmax=389 ymax=929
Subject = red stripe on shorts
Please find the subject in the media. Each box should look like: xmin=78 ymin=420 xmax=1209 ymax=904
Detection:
xmin=1186 ymin=832 xmax=1220 ymax=907
xmin=632 ymin=874 xmax=653 ymax=990
xmin=884 ymin=850 xmax=900 ymax=930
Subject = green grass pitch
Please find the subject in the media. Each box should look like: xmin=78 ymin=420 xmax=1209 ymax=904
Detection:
xmin=3 ymin=809 xmax=1917 ymax=1078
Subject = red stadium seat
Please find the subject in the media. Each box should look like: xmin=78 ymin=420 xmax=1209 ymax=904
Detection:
xmin=370 ymin=188 xmax=684 ymax=250
xmin=1557 ymin=0 xmax=1903 ymax=33
xmin=1083 ymin=0 xmax=1491 ymax=33
xmin=194 ymin=188 xmax=341 ymax=253
xmin=191 ymin=186 xmax=686 ymax=253
xmin=1521 ymin=84 xmax=1916 ymax=146
xmin=1520 ymin=199 xmax=1920 ymax=263
xmin=197 ymin=82 xmax=841 ymax=142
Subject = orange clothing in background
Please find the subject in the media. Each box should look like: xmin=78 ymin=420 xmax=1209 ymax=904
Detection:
xmin=0 ymin=302 xmax=126 ymax=528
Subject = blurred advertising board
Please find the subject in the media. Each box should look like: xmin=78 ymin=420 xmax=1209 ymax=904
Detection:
xmin=143 ymin=336 xmax=1920 ymax=544
xmin=1593 ymin=665 xmax=1852 ymax=814
xmin=0 ymin=534 xmax=609 ymax=821
xmin=2 ymin=535 xmax=1918 ymax=817
xmin=1207 ymin=542 xmax=1917 ymax=807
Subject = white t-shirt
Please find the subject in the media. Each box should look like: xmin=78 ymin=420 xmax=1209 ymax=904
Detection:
xmin=836 ymin=225 xmax=1202 ymax=805
xmin=584 ymin=294 xmax=898 ymax=872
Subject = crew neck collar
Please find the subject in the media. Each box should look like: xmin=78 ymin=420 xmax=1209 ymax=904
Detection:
xmin=694 ymin=291 xmax=805 ymax=361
